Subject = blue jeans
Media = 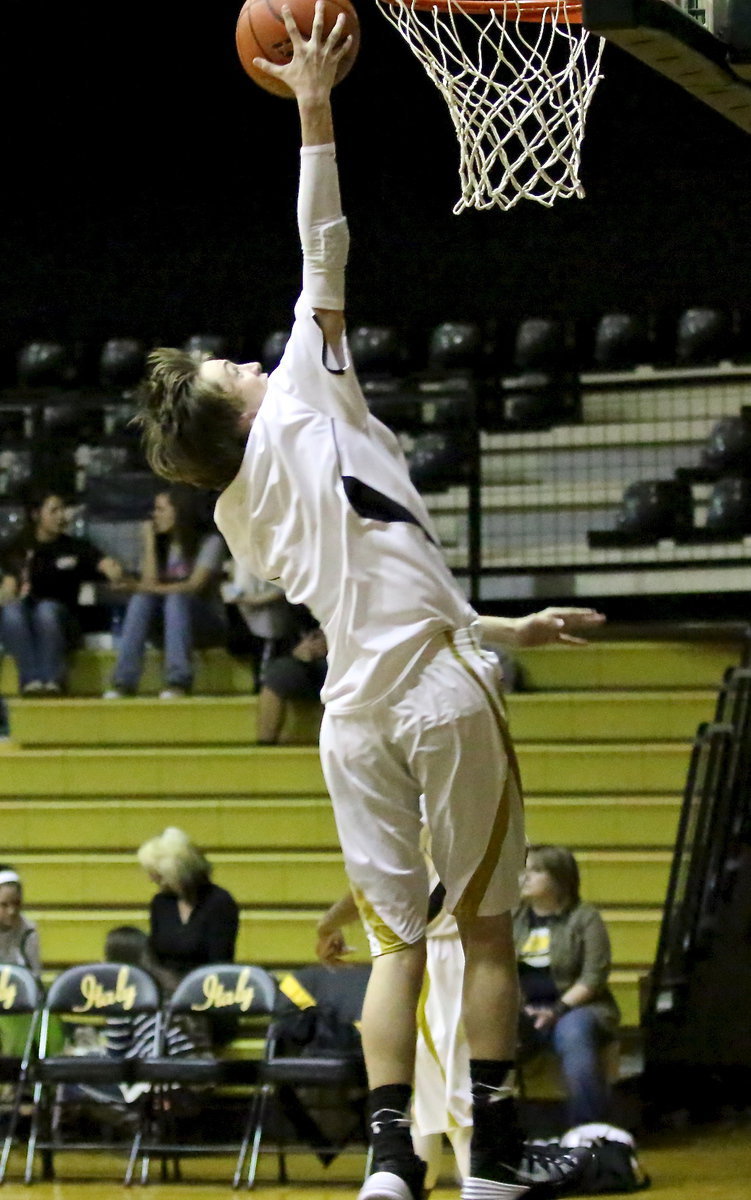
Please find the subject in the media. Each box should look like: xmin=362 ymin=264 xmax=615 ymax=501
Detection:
xmin=0 ymin=598 xmax=71 ymax=687
xmin=111 ymin=592 xmax=227 ymax=693
xmin=520 ymin=1004 xmax=612 ymax=1126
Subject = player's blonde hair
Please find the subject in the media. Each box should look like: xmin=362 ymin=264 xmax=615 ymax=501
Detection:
xmin=137 ymin=827 xmax=212 ymax=900
xmin=134 ymin=348 xmax=247 ymax=491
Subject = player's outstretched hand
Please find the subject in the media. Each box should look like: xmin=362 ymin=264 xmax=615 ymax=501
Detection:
xmin=515 ymin=607 xmax=606 ymax=648
xmin=252 ymin=2 xmax=353 ymax=100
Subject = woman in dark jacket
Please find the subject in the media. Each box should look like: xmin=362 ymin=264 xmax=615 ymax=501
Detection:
xmin=137 ymin=827 xmax=240 ymax=1044
xmin=513 ymin=844 xmax=620 ymax=1126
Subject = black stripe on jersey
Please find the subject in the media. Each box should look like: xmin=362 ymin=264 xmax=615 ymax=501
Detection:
xmin=313 ymin=314 xmax=346 ymax=376
xmin=427 ymin=881 xmax=446 ymax=925
xmin=342 ymin=476 xmax=437 ymax=546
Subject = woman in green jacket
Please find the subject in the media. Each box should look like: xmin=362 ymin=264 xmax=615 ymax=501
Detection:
xmin=513 ymin=845 xmax=620 ymax=1127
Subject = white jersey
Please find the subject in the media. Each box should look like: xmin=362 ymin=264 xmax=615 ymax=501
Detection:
xmin=215 ymin=294 xmax=476 ymax=713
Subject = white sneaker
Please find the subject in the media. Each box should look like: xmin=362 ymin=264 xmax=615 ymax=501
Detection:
xmin=461 ymin=1146 xmax=594 ymax=1200
xmin=358 ymin=1171 xmax=417 ymax=1200
xmin=159 ymin=687 xmax=188 ymax=699
xmin=103 ymin=689 xmax=126 ymax=699
xmin=461 ymin=1178 xmax=529 ymax=1200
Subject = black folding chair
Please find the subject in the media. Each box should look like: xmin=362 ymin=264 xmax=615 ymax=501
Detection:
xmin=0 ymin=964 xmax=44 ymax=1184
xmin=243 ymin=964 xmax=372 ymax=1189
xmin=131 ymin=964 xmax=279 ymax=1186
xmin=24 ymin=962 xmax=161 ymax=1184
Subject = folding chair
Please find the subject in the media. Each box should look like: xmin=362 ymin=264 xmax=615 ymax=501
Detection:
xmin=242 ymin=964 xmax=371 ymax=1189
xmin=24 ymin=962 xmax=161 ymax=1184
xmin=131 ymin=963 xmax=279 ymax=1186
xmin=0 ymin=964 xmax=43 ymax=1184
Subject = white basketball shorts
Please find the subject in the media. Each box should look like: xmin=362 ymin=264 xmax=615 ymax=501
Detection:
xmin=414 ymin=931 xmax=472 ymax=1135
xmin=318 ymin=628 xmax=526 ymax=954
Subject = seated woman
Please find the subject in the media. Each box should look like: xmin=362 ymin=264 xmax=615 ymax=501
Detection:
xmin=225 ymin=563 xmax=300 ymax=690
xmin=0 ymin=864 xmax=63 ymax=1055
xmin=257 ymin=626 xmax=327 ymax=745
xmin=137 ymin=827 xmax=240 ymax=1045
xmin=0 ymin=864 xmax=40 ymax=976
xmin=58 ymin=925 xmax=203 ymax=1126
xmin=0 ymin=488 xmax=123 ymax=695
xmin=513 ymin=844 xmax=621 ymax=1128
xmin=104 ymin=486 xmax=227 ymax=698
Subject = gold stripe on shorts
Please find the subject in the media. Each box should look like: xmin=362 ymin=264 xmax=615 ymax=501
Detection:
xmin=352 ymin=884 xmax=410 ymax=955
xmin=443 ymin=632 xmax=524 ymax=921
xmin=417 ymin=969 xmax=446 ymax=1082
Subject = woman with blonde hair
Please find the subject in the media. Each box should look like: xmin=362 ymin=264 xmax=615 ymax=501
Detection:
xmin=137 ymin=827 xmax=239 ymax=1039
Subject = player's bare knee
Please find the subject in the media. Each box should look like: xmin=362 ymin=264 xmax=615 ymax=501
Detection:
xmin=456 ymin=910 xmax=514 ymax=959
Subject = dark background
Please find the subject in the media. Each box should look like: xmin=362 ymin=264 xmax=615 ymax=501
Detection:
xmin=2 ymin=0 xmax=751 ymax=372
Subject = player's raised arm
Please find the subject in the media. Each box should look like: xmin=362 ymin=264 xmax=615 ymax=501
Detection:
xmin=253 ymin=3 xmax=352 ymax=354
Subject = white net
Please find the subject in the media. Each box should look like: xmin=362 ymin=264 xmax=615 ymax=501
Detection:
xmin=375 ymin=0 xmax=605 ymax=212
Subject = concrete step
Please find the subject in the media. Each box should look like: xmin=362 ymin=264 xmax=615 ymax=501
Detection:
xmin=6 ymin=695 xmax=321 ymax=748
xmin=1 ymin=639 xmax=741 ymax=698
xmin=515 ymin=640 xmax=741 ymax=690
xmin=0 ymin=797 xmax=341 ymax=852
xmin=6 ymin=689 xmax=713 ymax=747
xmin=0 ymin=646 xmax=255 ymax=698
xmin=0 ymin=794 xmax=683 ymax=851
xmin=0 ymin=745 xmax=324 ymax=797
xmin=0 ymin=742 xmax=692 ymax=796
xmin=11 ymin=849 xmax=671 ymax=908
xmin=525 ymin=796 xmax=681 ymax=848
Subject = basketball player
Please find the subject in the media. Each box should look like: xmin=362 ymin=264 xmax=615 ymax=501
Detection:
xmin=133 ymin=7 xmax=604 ymax=1198
xmin=316 ymin=840 xmax=472 ymax=1196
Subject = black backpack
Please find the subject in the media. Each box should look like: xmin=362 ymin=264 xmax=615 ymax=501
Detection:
xmin=547 ymin=1130 xmax=650 ymax=1195
xmin=271 ymin=1004 xmax=364 ymax=1060
xmin=574 ymin=1137 xmax=651 ymax=1193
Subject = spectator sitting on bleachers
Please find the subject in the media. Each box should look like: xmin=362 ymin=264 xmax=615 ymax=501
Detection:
xmin=59 ymin=924 xmax=205 ymax=1129
xmin=103 ymin=485 xmax=228 ymax=698
xmin=223 ymin=562 xmax=300 ymax=691
xmin=103 ymin=925 xmax=205 ymax=1060
xmin=0 ymin=863 xmax=40 ymax=975
xmin=514 ymin=844 xmax=621 ymax=1128
xmin=0 ymin=863 xmax=64 ymax=1057
xmin=257 ymin=626 xmax=327 ymax=745
xmin=0 ymin=488 xmax=124 ymax=695
xmin=137 ymin=827 xmax=240 ymax=1046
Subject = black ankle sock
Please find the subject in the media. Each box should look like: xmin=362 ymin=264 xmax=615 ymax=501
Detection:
xmin=368 ymin=1083 xmax=415 ymax=1164
xmin=469 ymin=1059 xmax=523 ymax=1181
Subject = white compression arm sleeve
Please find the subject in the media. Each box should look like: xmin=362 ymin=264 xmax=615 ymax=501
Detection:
xmin=297 ymin=143 xmax=350 ymax=310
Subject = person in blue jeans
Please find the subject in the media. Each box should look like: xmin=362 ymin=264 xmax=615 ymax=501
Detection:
xmin=104 ymin=486 xmax=227 ymax=698
xmin=513 ymin=845 xmax=621 ymax=1128
xmin=0 ymin=489 xmax=123 ymax=695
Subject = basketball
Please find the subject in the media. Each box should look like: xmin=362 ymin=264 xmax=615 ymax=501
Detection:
xmin=236 ymin=0 xmax=361 ymax=99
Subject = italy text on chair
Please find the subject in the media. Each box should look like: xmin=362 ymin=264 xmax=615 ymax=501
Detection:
xmin=132 ymin=963 xmax=279 ymax=1186
xmin=24 ymin=962 xmax=161 ymax=1184
xmin=0 ymin=964 xmax=43 ymax=1184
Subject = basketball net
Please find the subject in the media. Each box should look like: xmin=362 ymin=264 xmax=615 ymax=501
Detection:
xmin=376 ymin=0 xmax=605 ymax=212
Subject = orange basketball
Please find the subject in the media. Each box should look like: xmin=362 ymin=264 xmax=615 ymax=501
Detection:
xmin=236 ymin=0 xmax=361 ymax=98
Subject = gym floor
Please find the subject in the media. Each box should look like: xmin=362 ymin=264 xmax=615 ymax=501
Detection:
xmin=1 ymin=1116 xmax=749 ymax=1199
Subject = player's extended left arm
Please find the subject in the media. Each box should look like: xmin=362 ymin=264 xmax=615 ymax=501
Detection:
xmin=478 ymin=607 xmax=606 ymax=647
